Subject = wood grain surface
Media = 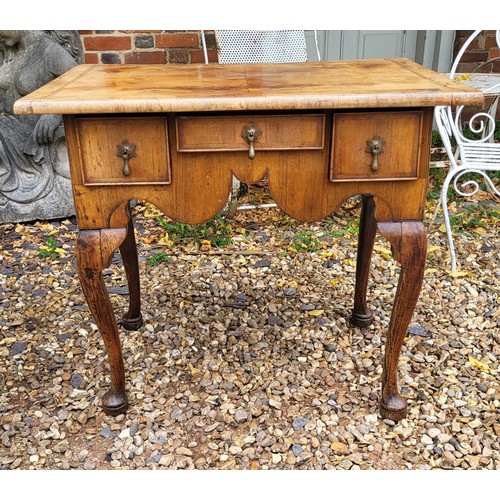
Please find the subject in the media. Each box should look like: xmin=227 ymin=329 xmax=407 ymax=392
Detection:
xmin=14 ymin=59 xmax=484 ymax=115
xmin=62 ymin=108 xmax=434 ymax=228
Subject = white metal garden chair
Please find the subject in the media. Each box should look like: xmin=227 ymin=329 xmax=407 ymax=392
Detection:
xmin=200 ymin=30 xmax=321 ymax=215
xmin=433 ymin=30 xmax=500 ymax=273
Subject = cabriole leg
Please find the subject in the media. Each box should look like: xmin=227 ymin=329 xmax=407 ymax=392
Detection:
xmin=76 ymin=228 xmax=129 ymax=416
xmin=377 ymin=221 xmax=427 ymax=421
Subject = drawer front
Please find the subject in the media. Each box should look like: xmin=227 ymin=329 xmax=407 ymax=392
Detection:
xmin=176 ymin=114 xmax=325 ymax=152
xmin=76 ymin=117 xmax=171 ymax=186
xmin=330 ymin=111 xmax=423 ymax=182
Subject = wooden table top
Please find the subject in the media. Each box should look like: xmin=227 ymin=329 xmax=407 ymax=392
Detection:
xmin=14 ymin=58 xmax=484 ymax=115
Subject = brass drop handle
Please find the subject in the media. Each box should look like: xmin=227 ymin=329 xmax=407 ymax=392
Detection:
xmin=365 ymin=136 xmax=385 ymax=172
xmin=241 ymin=124 xmax=262 ymax=160
xmin=116 ymin=141 xmax=137 ymax=177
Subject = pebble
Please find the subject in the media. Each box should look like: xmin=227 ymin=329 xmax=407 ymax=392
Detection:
xmin=330 ymin=442 xmax=349 ymax=454
xmin=437 ymin=433 xmax=452 ymax=444
xmin=408 ymin=324 xmax=428 ymax=337
xmin=70 ymin=373 xmax=83 ymax=389
xmin=234 ymin=409 xmax=249 ymax=424
xmin=267 ymin=316 xmax=285 ymax=326
xmin=427 ymin=428 xmax=441 ymax=439
xmin=476 ymin=382 xmax=488 ymax=393
xmin=10 ymin=342 xmax=27 ymax=356
xmin=255 ymin=259 xmax=271 ymax=268
xmin=83 ymin=459 xmax=96 ymax=470
xmin=292 ymin=417 xmax=309 ymax=431
xmin=338 ymin=459 xmax=353 ymax=469
xmin=442 ymin=451 xmax=456 ymax=462
xmin=118 ymin=428 xmax=130 ymax=439
xmin=176 ymin=447 xmax=193 ymax=456
xmin=421 ymin=435 xmax=434 ymax=445
xmin=468 ymin=419 xmax=482 ymax=429
xmin=130 ymin=421 xmax=140 ymax=437
xmin=1 ymin=199 xmax=498 ymax=471
xmin=466 ymin=456 xmax=480 ymax=469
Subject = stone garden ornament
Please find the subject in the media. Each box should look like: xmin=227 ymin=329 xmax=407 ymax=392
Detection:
xmin=0 ymin=30 xmax=83 ymax=223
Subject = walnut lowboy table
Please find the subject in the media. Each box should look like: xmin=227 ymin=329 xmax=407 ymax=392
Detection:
xmin=15 ymin=59 xmax=483 ymax=420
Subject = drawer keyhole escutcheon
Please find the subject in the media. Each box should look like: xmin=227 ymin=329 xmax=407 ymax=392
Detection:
xmin=365 ymin=136 xmax=385 ymax=172
xmin=241 ymin=124 xmax=262 ymax=160
xmin=116 ymin=141 xmax=137 ymax=177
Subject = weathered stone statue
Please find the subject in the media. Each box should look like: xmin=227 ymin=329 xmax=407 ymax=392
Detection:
xmin=0 ymin=30 xmax=83 ymax=223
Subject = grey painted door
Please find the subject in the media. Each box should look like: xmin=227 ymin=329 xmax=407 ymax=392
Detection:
xmin=334 ymin=30 xmax=418 ymax=59
xmin=306 ymin=30 xmax=455 ymax=72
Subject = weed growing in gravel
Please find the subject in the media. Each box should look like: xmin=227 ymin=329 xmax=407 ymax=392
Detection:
xmin=155 ymin=215 xmax=233 ymax=249
xmin=326 ymin=219 xmax=359 ymax=238
xmin=38 ymin=236 xmax=62 ymax=260
xmin=147 ymin=251 xmax=173 ymax=266
xmin=290 ymin=230 xmax=321 ymax=253
xmin=449 ymin=204 xmax=500 ymax=234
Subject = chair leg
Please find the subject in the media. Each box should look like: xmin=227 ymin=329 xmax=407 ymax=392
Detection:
xmin=428 ymin=197 xmax=442 ymax=233
xmin=219 ymin=176 xmax=241 ymax=219
xmin=440 ymin=167 xmax=459 ymax=274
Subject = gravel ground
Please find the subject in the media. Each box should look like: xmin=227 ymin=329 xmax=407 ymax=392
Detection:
xmin=0 ymin=183 xmax=498 ymax=472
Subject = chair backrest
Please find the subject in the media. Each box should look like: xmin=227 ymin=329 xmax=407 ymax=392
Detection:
xmin=435 ymin=29 xmax=500 ymax=164
xmin=450 ymin=30 xmax=500 ymax=82
xmin=201 ymin=30 xmax=320 ymax=65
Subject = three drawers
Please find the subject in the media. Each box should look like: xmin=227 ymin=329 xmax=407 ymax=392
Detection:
xmin=73 ymin=110 xmax=424 ymax=187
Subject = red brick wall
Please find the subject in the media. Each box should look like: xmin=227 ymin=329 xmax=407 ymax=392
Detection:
xmin=80 ymin=30 xmax=500 ymax=72
xmin=78 ymin=30 xmax=218 ymax=64
xmin=77 ymin=31 xmax=499 ymax=122
xmin=454 ymin=30 xmax=500 ymax=73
